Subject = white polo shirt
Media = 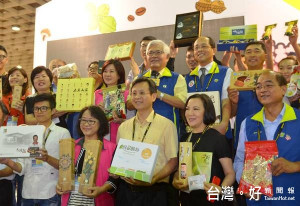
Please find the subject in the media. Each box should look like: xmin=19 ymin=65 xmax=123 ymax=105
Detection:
xmin=15 ymin=122 xmax=71 ymax=199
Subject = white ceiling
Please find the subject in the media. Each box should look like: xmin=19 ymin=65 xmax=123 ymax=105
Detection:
xmin=0 ymin=0 xmax=50 ymax=76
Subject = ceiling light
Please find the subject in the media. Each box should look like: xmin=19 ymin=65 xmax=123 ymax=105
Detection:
xmin=12 ymin=25 xmax=21 ymax=31
xmin=16 ymin=65 xmax=22 ymax=69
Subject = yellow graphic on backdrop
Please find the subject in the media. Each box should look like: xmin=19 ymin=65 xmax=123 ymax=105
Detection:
xmin=86 ymin=3 xmax=116 ymax=33
xmin=283 ymin=0 xmax=300 ymax=10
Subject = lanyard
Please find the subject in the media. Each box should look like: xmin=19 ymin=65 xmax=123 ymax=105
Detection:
xmin=257 ymin=122 xmax=285 ymax=141
xmin=43 ymin=130 xmax=52 ymax=148
xmin=132 ymin=113 xmax=156 ymax=142
xmin=75 ymin=147 xmax=85 ymax=176
xmin=186 ymin=125 xmax=210 ymax=150
xmin=194 ymin=65 xmax=217 ymax=92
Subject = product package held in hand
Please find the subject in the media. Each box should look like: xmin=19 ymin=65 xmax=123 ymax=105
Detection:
xmin=237 ymin=140 xmax=278 ymax=197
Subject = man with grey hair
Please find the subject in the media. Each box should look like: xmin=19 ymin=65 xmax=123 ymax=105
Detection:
xmin=127 ymin=39 xmax=187 ymax=131
xmin=0 ymin=100 xmax=14 ymax=205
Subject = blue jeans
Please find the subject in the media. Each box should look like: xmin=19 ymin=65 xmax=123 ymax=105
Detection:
xmin=21 ymin=194 xmax=60 ymax=206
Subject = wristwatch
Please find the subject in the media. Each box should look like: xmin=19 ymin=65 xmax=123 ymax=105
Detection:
xmin=159 ymin=92 xmax=165 ymax=100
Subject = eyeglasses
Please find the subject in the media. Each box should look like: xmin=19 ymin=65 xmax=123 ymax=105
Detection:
xmin=33 ymin=106 xmax=50 ymax=112
xmin=0 ymin=55 xmax=7 ymax=61
xmin=255 ymin=84 xmax=276 ymax=91
xmin=147 ymin=50 xmax=164 ymax=56
xmin=79 ymin=118 xmax=97 ymax=125
xmin=131 ymin=91 xmax=151 ymax=97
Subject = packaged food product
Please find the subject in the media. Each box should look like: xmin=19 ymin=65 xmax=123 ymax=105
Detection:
xmin=237 ymin=140 xmax=278 ymax=197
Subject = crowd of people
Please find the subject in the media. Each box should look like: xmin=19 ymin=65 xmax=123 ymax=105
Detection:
xmin=0 ymin=24 xmax=299 ymax=206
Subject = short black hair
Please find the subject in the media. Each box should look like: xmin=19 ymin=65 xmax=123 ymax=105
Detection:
xmin=0 ymin=45 xmax=7 ymax=55
xmin=0 ymin=100 xmax=8 ymax=116
xmin=31 ymin=66 xmax=53 ymax=92
xmin=245 ymin=41 xmax=267 ymax=53
xmin=131 ymin=77 xmax=157 ymax=94
xmin=33 ymin=93 xmax=56 ymax=110
xmin=140 ymin=36 xmax=157 ymax=44
xmin=77 ymin=106 xmax=109 ymax=141
xmin=186 ymin=45 xmax=194 ymax=52
xmin=257 ymin=70 xmax=288 ymax=87
xmin=88 ymin=61 xmax=98 ymax=68
xmin=194 ymin=36 xmax=216 ymax=48
xmin=184 ymin=94 xmax=216 ymax=126
xmin=207 ymin=37 xmax=216 ymax=48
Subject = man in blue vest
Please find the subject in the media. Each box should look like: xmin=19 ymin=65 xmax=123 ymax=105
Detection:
xmin=185 ymin=36 xmax=232 ymax=136
xmin=228 ymin=41 xmax=268 ymax=149
xmin=234 ymin=70 xmax=300 ymax=205
xmin=127 ymin=39 xmax=187 ymax=131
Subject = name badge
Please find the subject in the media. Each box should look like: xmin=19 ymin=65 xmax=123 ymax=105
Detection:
xmin=7 ymin=116 xmax=18 ymax=126
xmin=31 ymin=159 xmax=44 ymax=175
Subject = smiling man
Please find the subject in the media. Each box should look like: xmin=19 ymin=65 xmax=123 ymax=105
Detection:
xmin=0 ymin=93 xmax=70 ymax=206
xmin=127 ymin=40 xmax=187 ymax=132
xmin=185 ymin=46 xmax=198 ymax=75
xmin=185 ymin=36 xmax=232 ymax=137
xmin=234 ymin=70 xmax=300 ymax=205
xmin=228 ymin=42 xmax=268 ymax=149
xmin=116 ymin=77 xmax=178 ymax=206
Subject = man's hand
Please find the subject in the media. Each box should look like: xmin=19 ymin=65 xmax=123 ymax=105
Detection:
xmin=169 ymin=40 xmax=178 ymax=58
xmin=289 ymin=25 xmax=298 ymax=46
xmin=130 ymin=57 xmax=140 ymax=77
xmin=227 ymin=88 xmax=239 ymax=105
xmin=121 ymin=176 xmax=155 ymax=187
xmin=36 ymin=149 xmax=49 ymax=162
xmin=272 ymin=157 xmax=300 ymax=176
xmin=212 ymin=121 xmax=227 ymax=135
xmin=262 ymin=34 xmax=273 ymax=53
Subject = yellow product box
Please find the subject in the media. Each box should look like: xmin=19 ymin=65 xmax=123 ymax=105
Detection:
xmin=56 ymin=78 xmax=95 ymax=112
xmin=230 ymin=70 xmax=264 ymax=91
xmin=105 ymin=41 xmax=136 ymax=61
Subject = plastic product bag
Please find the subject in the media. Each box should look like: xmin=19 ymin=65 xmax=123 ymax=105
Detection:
xmin=237 ymin=140 xmax=278 ymax=197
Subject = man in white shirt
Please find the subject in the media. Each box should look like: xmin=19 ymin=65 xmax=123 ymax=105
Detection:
xmin=0 ymin=94 xmax=71 ymax=206
xmin=0 ymin=100 xmax=15 ymax=206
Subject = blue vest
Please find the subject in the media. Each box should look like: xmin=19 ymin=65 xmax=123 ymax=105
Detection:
xmin=185 ymin=62 xmax=227 ymax=97
xmin=142 ymin=68 xmax=180 ymax=131
xmin=185 ymin=62 xmax=232 ymax=139
xmin=244 ymin=105 xmax=300 ymax=206
xmin=234 ymin=90 xmax=262 ymax=148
